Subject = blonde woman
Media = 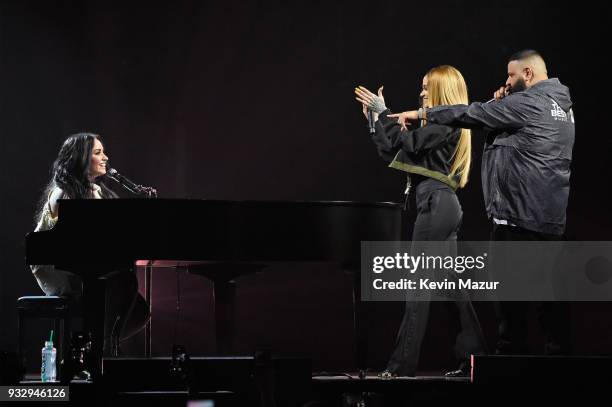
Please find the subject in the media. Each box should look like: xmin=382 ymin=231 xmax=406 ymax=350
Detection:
xmin=355 ymin=65 xmax=486 ymax=377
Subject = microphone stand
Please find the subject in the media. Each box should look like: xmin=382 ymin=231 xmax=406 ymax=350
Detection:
xmin=108 ymin=174 xmax=158 ymax=198
xmin=106 ymin=170 xmax=158 ymax=356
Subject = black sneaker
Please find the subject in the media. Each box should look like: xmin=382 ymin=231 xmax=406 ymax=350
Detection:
xmin=444 ymin=360 xmax=470 ymax=378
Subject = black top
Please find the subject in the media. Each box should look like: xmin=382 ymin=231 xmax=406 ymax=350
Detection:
xmin=371 ymin=109 xmax=462 ymax=190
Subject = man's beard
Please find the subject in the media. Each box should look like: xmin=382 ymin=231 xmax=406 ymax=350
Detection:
xmin=508 ymin=78 xmax=527 ymax=94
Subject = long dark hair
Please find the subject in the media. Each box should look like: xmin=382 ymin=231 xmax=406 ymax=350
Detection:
xmin=36 ymin=133 xmax=117 ymax=222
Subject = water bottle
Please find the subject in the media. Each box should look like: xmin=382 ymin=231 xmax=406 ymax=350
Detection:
xmin=41 ymin=331 xmax=57 ymax=382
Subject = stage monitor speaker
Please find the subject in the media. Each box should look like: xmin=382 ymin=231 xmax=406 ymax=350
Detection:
xmin=103 ymin=356 xmax=311 ymax=407
xmin=471 ymin=355 xmax=612 ymax=385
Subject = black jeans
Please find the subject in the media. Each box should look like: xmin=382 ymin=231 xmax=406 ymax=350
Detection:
xmin=492 ymin=223 xmax=571 ymax=355
xmin=386 ymin=179 xmax=487 ymax=375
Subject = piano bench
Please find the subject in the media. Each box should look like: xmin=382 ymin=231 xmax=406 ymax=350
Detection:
xmin=16 ymin=296 xmax=82 ymax=378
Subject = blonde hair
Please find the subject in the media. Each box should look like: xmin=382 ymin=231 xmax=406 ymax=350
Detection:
xmin=426 ymin=65 xmax=472 ymax=188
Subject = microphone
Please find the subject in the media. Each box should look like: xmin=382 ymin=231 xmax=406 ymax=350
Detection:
xmin=106 ymin=168 xmax=157 ymax=197
xmin=107 ymin=168 xmax=139 ymax=192
xmin=367 ymin=109 xmax=375 ymax=134
xmin=486 ymin=85 xmax=511 ymax=103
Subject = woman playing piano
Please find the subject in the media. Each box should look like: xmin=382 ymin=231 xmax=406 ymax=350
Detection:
xmin=355 ymin=66 xmax=487 ymax=377
xmin=31 ymin=132 xmax=147 ymax=354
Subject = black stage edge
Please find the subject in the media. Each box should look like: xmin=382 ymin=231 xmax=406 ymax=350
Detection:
xmin=8 ymin=355 xmax=612 ymax=406
xmin=311 ymin=373 xmax=472 ymax=407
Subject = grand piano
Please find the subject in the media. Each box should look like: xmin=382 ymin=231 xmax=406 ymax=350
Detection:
xmin=25 ymin=199 xmax=403 ymax=378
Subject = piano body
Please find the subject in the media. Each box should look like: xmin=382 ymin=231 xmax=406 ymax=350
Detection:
xmin=25 ymin=199 xmax=403 ymax=378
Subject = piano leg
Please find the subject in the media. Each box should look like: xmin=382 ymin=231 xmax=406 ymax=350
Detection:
xmin=81 ymin=277 xmax=106 ymax=381
xmin=212 ymin=279 xmax=236 ymax=355
xmin=144 ymin=262 xmax=153 ymax=358
xmin=351 ymin=270 xmax=368 ymax=379
xmin=187 ymin=263 xmax=263 ymax=356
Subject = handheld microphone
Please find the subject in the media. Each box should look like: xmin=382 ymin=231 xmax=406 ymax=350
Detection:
xmin=486 ymin=85 xmax=511 ymax=103
xmin=367 ymin=109 xmax=375 ymax=134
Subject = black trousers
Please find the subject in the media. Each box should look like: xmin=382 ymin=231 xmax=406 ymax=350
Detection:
xmin=386 ymin=179 xmax=487 ymax=375
xmin=492 ymin=224 xmax=571 ymax=355
xmin=99 ymin=270 xmax=149 ymax=355
xmin=38 ymin=268 xmax=148 ymax=355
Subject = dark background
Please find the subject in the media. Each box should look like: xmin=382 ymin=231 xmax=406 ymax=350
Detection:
xmin=1 ymin=0 xmax=611 ymax=373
